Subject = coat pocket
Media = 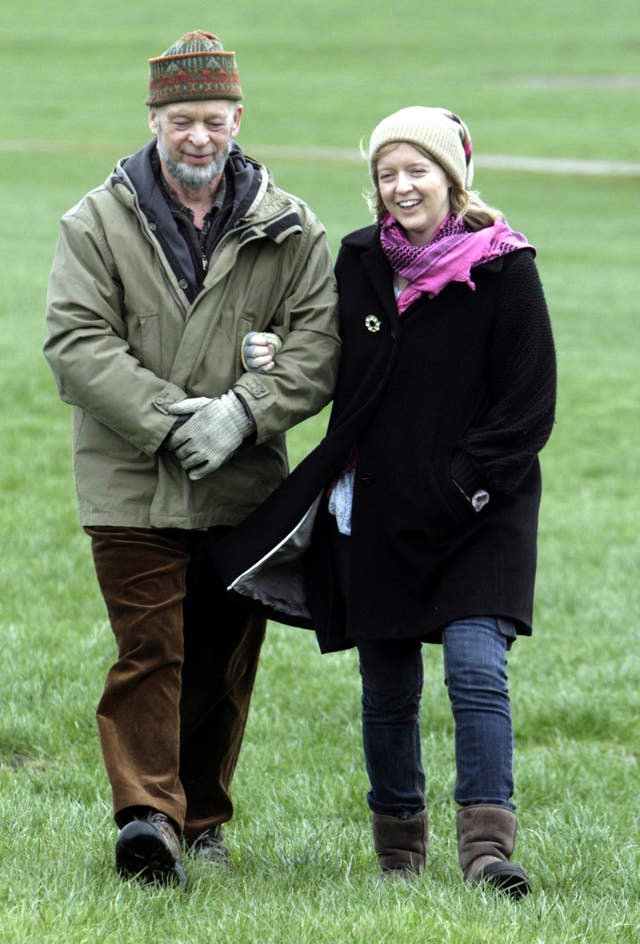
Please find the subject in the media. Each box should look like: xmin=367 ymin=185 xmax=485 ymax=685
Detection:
xmin=423 ymin=455 xmax=475 ymax=539
xmin=134 ymin=311 xmax=163 ymax=375
xmin=237 ymin=316 xmax=254 ymax=370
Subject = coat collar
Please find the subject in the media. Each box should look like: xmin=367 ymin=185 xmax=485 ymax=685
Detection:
xmin=341 ymin=223 xmax=379 ymax=250
xmin=342 ymin=225 xmax=397 ymax=324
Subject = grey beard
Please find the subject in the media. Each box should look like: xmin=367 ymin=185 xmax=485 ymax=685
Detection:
xmin=157 ymin=139 xmax=230 ymax=191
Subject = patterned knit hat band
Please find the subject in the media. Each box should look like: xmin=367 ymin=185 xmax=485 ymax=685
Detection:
xmin=146 ymin=30 xmax=242 ymax=107
xmin=368 ymin=106 xmax=474 ymax=190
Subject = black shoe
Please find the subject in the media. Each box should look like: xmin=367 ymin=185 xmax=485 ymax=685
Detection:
xmin=479 ymin=860 xmax=531 ymax=899
xmin=189 ymin=825 xmax=230 ymax=868
xmin=115 ymin=810 xmax=188 ymax=889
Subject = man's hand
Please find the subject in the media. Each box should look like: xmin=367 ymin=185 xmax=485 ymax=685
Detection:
xmin=241 ymin=331 xmax=282 ymax=373
xmin=165 ymin=392 xmax=255 ymax=480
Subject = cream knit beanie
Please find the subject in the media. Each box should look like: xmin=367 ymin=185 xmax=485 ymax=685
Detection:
xmin=368 ymin=106 xmax=474 ymax=189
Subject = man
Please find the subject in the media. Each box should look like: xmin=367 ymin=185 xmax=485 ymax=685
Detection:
xmin=44 ymin=30 xmax=339 ymax=889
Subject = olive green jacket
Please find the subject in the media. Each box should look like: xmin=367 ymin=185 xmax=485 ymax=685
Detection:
xmin=44 ymin=146 xmax=339 ymax=529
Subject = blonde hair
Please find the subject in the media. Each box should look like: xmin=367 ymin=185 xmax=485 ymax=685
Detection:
xmin=366 ymin=142 xmax=502 ymax=232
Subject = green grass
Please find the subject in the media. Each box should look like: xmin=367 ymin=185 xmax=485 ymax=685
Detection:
xmin=1 ymin=0 xmax=639 ymax=941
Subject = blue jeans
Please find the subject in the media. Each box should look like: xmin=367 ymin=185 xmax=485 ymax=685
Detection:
xmin=357 ymin=617 xmax=516 ymax=818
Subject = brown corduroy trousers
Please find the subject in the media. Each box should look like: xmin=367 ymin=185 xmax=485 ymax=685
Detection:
xmin=85 ymin=525 xmax=266 ymax=840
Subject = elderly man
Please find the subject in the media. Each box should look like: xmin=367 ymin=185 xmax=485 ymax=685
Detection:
xmin=44 ymin=30 xmax=339 ymax=888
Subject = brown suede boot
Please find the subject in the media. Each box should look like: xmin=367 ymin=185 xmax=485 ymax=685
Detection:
xmin=372 ymin=809 xmax=428 ymax=878
xmin=457 ymin=804 xmax=531 ymax=898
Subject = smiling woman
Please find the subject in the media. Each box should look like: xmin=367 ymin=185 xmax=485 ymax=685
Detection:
xmin=376 ymin=144 xmax=451 ymax=246
xmin=212 ymin=103 xmax=556 ymax=897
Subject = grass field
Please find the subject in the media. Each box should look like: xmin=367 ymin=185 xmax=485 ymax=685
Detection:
xmin=1 ymin=1 xmax=639 ymax=941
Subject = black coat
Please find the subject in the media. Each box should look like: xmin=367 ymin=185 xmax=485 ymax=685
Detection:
xmin=212 ymin=225 xmax=556 ymax=653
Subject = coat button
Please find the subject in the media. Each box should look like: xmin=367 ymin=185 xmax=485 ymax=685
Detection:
xmin=178 ymin=278 xmax=189 ymax=289
xmin=153 ymin=395 xmax=169 ymax=414
xmin=359 ymin=472 xmax=375 ymax=486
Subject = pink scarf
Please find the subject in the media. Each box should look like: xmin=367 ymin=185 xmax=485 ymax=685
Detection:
xmin=380 ymin=212 xmax=534 ymax=314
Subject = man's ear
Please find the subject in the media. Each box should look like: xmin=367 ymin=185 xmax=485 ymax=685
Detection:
xmin=148 ymin=110 xmax=158 ymax=136
xmin=231 ymin=104 xmax=243 ymax=138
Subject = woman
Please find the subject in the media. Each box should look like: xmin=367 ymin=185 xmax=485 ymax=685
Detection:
xmin=215 ymin=106 xmax=556 ymax=896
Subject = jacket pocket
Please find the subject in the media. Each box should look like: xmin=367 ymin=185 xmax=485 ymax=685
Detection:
xmin=135 ymin=312 xmax=163 ymax=375
xmin=424 ymin=455 xmax=475 ymax=539
xmin=240 ymin=302 xmax=291 ymax=342
xmin=237 ymin=316 xmax=254 ymax=370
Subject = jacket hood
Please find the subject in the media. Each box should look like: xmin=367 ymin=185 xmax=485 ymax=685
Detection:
xmin=108 ymin=140 xmax=295 ymax=226
xmin=113 ymin=142 xmax=263 ymax=285
xmin=106 ymin=141 xmax=302 ymax=294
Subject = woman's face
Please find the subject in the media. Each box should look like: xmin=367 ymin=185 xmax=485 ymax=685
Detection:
xmin=376 ymin=143 xmax=451 ymax=245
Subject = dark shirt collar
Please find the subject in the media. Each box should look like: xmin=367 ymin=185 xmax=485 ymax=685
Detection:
xmin=150 ymin=148 xmax=228 ymax=233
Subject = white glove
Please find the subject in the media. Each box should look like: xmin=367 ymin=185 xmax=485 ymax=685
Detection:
xmin=241 ymin=331 xmax=282 ymax=373
xmin=166 ymin=392 xmax=254 ymax=480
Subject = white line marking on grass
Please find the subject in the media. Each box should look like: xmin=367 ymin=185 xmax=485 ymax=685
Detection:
xmin=255 ymin=146 xmax=640 ymax=177
xmin=2 ymin=139 xmax=639 ymax=176
xmin=475 ymin=155 xmax=640 ymax=177
xmin=511 ymin=75 xmax=640 ymax=90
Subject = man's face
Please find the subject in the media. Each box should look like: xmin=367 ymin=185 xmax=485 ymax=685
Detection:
xmin=149 ymin=100 xmax=243 ymax=191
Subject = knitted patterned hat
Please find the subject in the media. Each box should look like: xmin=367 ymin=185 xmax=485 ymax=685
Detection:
xmin=367 ymin=106 xmax=474 ymax=190
xmin=146 ymin=30 xmax=242 ymax=107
